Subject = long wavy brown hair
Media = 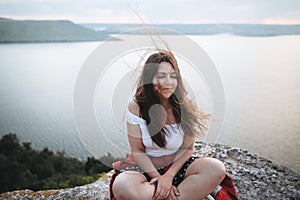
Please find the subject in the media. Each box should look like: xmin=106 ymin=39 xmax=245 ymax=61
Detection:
xmin=134 ymin=50 xmax=210 ymax=148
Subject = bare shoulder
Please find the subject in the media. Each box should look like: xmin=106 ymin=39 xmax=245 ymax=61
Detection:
xmin=128 ymin=99 xmax=140 ymax=116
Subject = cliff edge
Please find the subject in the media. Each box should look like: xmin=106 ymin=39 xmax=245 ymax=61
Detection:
xmin=1 ymin=141 xmax=299 ymax=200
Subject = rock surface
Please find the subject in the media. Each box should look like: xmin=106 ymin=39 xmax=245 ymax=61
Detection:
xmin=1 ymin=141 xmax=299 ymax=200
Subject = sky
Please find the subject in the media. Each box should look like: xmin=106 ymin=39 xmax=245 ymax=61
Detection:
xmin=0 ymin=0 xmax=300 ymax=24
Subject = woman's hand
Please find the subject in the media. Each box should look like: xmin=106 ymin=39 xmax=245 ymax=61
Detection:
xmin=165 ymin=185 xmax=180 ymax=200
xmin=150 ymin=174 xmax=173 ymax=200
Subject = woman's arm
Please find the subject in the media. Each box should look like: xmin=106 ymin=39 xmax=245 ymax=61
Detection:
xmin=127 ymin=100 xmax=160 ymax=178
xmin=151 ymin=134 xmax=195 ymax=200
xmin=164 ymin=134 xmax=195 ymax=178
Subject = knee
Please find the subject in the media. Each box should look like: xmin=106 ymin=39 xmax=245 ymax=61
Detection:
xmin=194 ymin=157 xmax=226 ymax=182
xmin=112 ymin=172 xmax=145 ymax=200
xmin=113 ymin=180 xmax=139 ymax=200
xmin=115 ymin=191 xmax=139 ymax=200
xmin=205 ymin=157 xmax=226 ymax=181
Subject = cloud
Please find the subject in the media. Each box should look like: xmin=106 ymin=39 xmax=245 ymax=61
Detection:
xmin=0 ymin=0 xmax=299 ymax=24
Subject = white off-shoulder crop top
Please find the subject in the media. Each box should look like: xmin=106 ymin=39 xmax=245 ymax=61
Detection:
xmin=125 ymin=110 xmax=184 ymax=157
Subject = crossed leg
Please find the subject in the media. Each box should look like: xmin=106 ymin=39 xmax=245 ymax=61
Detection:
xmin=176 ymin=157 xmax=226 ymax=200
xmin=112 ymin=171 xmax=155 ymax=200
xmin=112 ymin=157 xmax=226 ymax=200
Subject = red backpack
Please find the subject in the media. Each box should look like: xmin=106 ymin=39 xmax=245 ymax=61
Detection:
xmin=210 ymin=173 xmax=238 ymax=199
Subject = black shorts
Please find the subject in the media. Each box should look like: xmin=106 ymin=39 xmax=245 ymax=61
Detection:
xmin=119 ymin=156 xmax=199 ymax=186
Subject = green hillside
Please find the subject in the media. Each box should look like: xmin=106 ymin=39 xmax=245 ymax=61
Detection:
xmin=0 ymin=18 xmax=116 ymax=43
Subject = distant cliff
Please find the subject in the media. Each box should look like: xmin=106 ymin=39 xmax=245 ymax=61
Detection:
xmin=1 ymin=141 xmax=299 ymax=199
xmin=0 ymin=18 xmax=118 ymax=43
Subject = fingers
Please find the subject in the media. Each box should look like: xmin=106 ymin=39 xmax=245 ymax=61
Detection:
xmin=165 ymin=190 xmax=170 ymax=197
xmin=151 ymin=176 xmax=174 ymax=200
xmin=153 ymin=186 xmax=177 ymax=200
xmin=173 ymin=186 xmax=180 ymax=196
xmin=153 ymin=186 xmax=169 ymax=200
xmin=166 ymin=186 xmax=179 ymax=200
xmin=168 ymin=190 xmax=177 ymax=200
xmin=150 ymin=177 xmax=159 ymax=184
xmin=152 ymin=186 xmax=162 ymax=200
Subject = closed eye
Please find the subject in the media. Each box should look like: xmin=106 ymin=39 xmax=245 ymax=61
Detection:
xmin=156 ymin=73 xmax=178 ymax=79
xmin=156 ymin=75 xmax=165 ymax=79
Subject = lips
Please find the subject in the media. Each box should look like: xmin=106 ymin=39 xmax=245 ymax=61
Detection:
xmin=162 ymin=88 xmax=173 ymax=93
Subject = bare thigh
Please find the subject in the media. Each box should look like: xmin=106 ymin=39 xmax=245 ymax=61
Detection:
xmin=175 ymin=157 xmax=226 ymax=200
xmin=184 ymin=157 xmax=226 ymax=179
xmin=112 ymin=171 xmax=155 ymax=200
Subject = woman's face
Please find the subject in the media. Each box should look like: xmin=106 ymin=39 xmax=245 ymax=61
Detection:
xmin=152 ymin=62 xmax=178 ymax=99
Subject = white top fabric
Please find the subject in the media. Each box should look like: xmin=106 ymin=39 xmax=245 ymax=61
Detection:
xmin=125 ymin=109 xmax=184 ymax=157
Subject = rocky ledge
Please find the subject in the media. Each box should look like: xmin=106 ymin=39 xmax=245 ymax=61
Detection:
xmin=1 ymin=141 xmax=299 ymax=200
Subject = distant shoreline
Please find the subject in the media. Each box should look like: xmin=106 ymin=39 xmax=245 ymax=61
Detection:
xmin=0 ymin=39 xmax=112 ymax=44
xmin=81 ymin=23 xmax=300 ymax=37
xmin=1 ymin=17 xmax=300 ymax=43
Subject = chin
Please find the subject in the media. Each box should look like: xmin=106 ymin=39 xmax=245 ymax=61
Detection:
xmin=156 ymin=90 xmax=174 ymax=99
xmin=162 ymin=96 xmax=171 ymax=99
xmin=161 ymin=93 xmax=173 ymax=99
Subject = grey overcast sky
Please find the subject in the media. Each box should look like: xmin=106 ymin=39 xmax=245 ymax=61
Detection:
xmin=0 ymin=0 xmax=300 ymax=24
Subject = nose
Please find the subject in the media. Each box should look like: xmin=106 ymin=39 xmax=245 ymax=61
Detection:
xmin=164 ymin=76 xmax=172 ymax=85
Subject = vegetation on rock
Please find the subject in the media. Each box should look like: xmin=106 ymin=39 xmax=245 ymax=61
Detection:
xmin=0 ymin=133 xmax=115 ymax=193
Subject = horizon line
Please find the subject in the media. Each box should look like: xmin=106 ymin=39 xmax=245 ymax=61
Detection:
xmin=1 ymin=16 xmax=300 ymax=26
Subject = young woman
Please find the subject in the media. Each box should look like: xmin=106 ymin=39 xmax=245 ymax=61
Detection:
xmin=111 ymin=50 xmax=227 ymax=200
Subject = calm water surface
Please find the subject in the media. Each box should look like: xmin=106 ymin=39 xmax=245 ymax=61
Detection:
xmin=0 ymin=35 xmax=299 ymax=172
